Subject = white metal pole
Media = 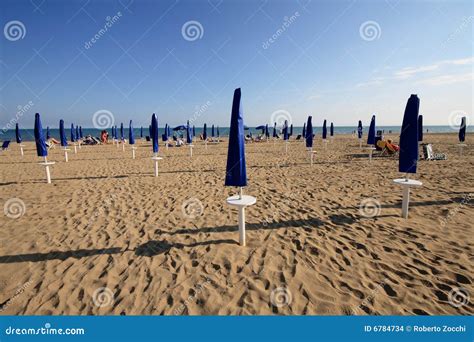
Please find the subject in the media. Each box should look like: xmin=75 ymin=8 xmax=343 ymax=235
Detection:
xmin=44 ymin=157 xmax=51 ymax=184
xmin=402 ymin=184 xmax=410 ymax=218
xmin=238 ymin=206 xmax=246 ymax=246
xmin=20 ymin=146 xmax=24 ymax=157
xmin=64 ymin=149 xmax=68 ymax=162
xmin=369 ymin=149 xmax=373 ymax=162
xmin=132 ymin=148 xmax=135 ymax=159
xmin=74 ymin=144 xmax=77 ymax=154
xmin=190 ymin=146 xmax=193 ymax=157
xmin=154 ymin=160 xmax=158 ymax=177
xmin=122 ymin=143 xmax=125 ymax=152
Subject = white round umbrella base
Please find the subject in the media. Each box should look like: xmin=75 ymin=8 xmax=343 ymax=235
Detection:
xmin=226 ymin=195 xmax=257 ymax=246
xmin=393 ymin=179 xmax=422 ymax=187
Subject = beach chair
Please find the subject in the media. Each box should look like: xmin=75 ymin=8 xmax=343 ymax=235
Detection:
xmin=296 ymin=135 xmax=302 ymax=140
xmin=422 ymin=144 xmax=447 ymax=160
xmin=146 ymin=136 xmax=151 ymax=142
xmin=1 ymin=140 xmax=10 ymax=151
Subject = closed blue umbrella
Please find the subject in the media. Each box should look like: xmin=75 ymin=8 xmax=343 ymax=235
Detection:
xmin=59 ymin=120 xmax=67 ymax=146
xmin=459 ymin=117 xmax=466 ymax=143
xmin=330 ymin=122 xmax=334 ymax=137
xmin=71 ymin=123 xmax=76 ymax=142
xmin=129 ymin=120 xmax=135 ymax=145
xmin=46 ymin=126 xmax=50 ymax=140
xmin=167 ymin=124 xmax=171 ymax=137
xmin=302 ymin=123 xmax=306 ymax=138
xmin=76 ymin=125 xmax=79 ymax=140
xmin=203 ymin=124 xmax=207 ymax=140
xmin=151 ymin=114 xmax=158 ymax=154
xmin=357 ymin=120 xmax=363 ymax=139
xmin=187 ymin=120 xmax=193 ymax=144
xmin=322 ymin=120 xmax=327 ymax=139
xmin=399 ymin=95 xmax=419 ymax=174
xmin=290 ymin=124 xmax=293 ymax=136
xmin=283 ymin=120 xmax=289 ymax=140
xmin=163 ymin=124 xmax=169 ymax=142
xmin=367 ymin=115 xmax=376 ymax=145
xmin=34 ymin=113 xmax=48 ymax=157
xmin=225 ymin=88 xmax=246 ymax=187
xmin=79 ymin=126 xmax=83 ymax=139
xmin=15 ymin=123 xmax=22 ymax=144
xmin=120 ymin=123 xmax=124 ymax=141
xmin=306 ymin=116 xmax=313 ymax=148
xmin=418 ymin=115 xmax=423 ymax=142
xmin=265 ymin=124 xmax=269 ymax=138
xmin=212 ymin=124 xmax=215 ymax=137
xmin=148 ymin=125 xmax=152 ymax=137
xmin=273 ymin=122 xmax=277 ymax=138
xmin=140 ymin=126 xmax=143 ymax=138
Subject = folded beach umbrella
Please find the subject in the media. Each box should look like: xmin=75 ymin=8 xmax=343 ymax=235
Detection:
xmin=265 ymin=124 xmax=269 ymax=138
xmin=322 ymin=120 xmax=327 ymax=139
xmin=273 ymin=122 xmax=277 ymax=138
xmin=418 ymin=115 xmax=423 ymax=142
xmin=151 ymin=114 xmax=159 ymax=154
xmin=330 ymin=122 xmax=334 ymax=137
xmin=75 ymin=125 xmax=79 ymax=141
xmin=225 ymin=88 xmax=256 ymax=246
xmin=399 ymin=95 xmax=419 ymax=174
xmin=35 ymin=113 xmax=54 ymax=183
xmin=394 ymin=95 xmax=422 ymax=219
xmin=302 ymin=123 xmax=306 ymax=138
xmin=120 ymin=123 xmax=124 ymax=141
xmin=212 ymin=124 xmax=215 ymax=137
xmin=15 ymin=123 xmax=22 ymax=144
xmin=59 ymin=120 xmax=67 ymax=147
xmin=71 ymin=123 xmax=76 ymax=142
xmin=167 ymin=125 xmax=171 ymax=137
xmin=79 ymin=126 xmax=83 ymax=139
xmin=46 ymin=126 xmax=50 ymax=140
xmin=140 ymin=126 xmax=143 ymax=138
xmin=459 ymin=117 xmax=466 ymax=143
xmin=203 ymin=123 xmax=207 ymax=140
xmin=148 ymin=125 xmax=152 ymax=137
xmin=306 ymin=116 xmax=313 ymax=148
xmin=357 ymin=120 xmax=363 ymax=139
xmin=35 ymin=114 xmax=48 ymax=157
xmin=367 ymin=115 xmax=376 ymax=145
xmin=129 ymin=120 xmax=135 ymax=145
xmin=290 ymin=124 xmax=293 ymax=137
xmin=283 ymin=120 xmax=289 ymax=140
xmin=187 ymin=120 xmax=193 ymax=144
xmin=162 ymin=124 xmax=169 ymax=141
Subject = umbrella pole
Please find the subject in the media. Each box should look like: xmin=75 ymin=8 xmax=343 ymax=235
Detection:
xmin=44 ymin=156 xmax=51 ymax=184
xmin=190 ymin=145 xmax=193 ymax=157
xmin=154 ymin=159 xmax=159 ymax=177
xmin=122 ymin=142 xmax=125 ymax=152
xmin=64 ymin=148 xmax=68 ymax=162
xmin=132 ymin=147 xmax=136 ymax=159
xmin=369 ymin=148 xmax=373 ymax=162
xmin=20 ymin=145 xmax=24 ymax=157
xmin=74 ymin=144 xmax=77 ymax=154
xmin=310 ymin=147 xmax=313 ymax=166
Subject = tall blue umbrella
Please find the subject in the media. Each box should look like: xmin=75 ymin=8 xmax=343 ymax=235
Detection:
xmin=273 ymin=122 xmax=277 ymax=138
xmin=399 ymin=95 xmax=419 ymax=174
xmin=306 ymin=116 xmax=313 ymax=148
xmin=459 ymin=117 xmax=466 ymax=143
xmin=418 ymin=115 xmax=423 ymax=142
xmin=289 ymin=124 xmax=293 ymax=136
xmin=168 ymin=124 xmax=171 ymax=138
xmin=163 ymin=124 xmax=169 ymax=142
xmin=225 ymin=88 xmax=246 ymax=187
xmin=46 ymin=126 xmax=50 ymax=140
xmin=330 ymin=122 xmax=334 ymax=137
xmin=120 ymin=123 xmax=124 ymax=141
xmin=357 ymin=120 xmax=363 ymax=139
xmin=79 ymin=126 xmax=83 ymax=139
xmin=265 ymin=124 xmax=269 ymax=138
xmin=203 ymin=124 xmax=207 ymax=140
xmin=76 ymin=125 xmax=79 ymax=140
xmin=148 ymin=125 xmax=152 ymax=137
xmin=302 ymin=123 xmax=306 ymax=138
xmin=71 ymin=123 xmax=76 ymax=142
xmin=367 ymin=115 xmax=376 ymax=145
xmin=34 ymin=113 xmax=47 ymax=157
xmin=15 ymin=123 xmax=22 ymax=144
xmin=283 ymin=120 xmax=289 ymax=140
xmin=151 ymin=114 xmax=158 ymax=154
xmin=211 ymin=124 xmax=215 ymax=137
xmin=140 ymin=126 xmax=143 ymax=138
xmin=129 ymin=120 xmax=135 ymax=145
xmin=322 ymin=120 xmax=327 ymax=139
xmin=187 ymin=120 xmax=193 ymax=144
xmin=59 ymin=120 xmax=67 ymax=146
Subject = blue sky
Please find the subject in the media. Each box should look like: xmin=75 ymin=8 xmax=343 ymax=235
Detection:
xmin=0 ymin=0 xmax=472 ymax=129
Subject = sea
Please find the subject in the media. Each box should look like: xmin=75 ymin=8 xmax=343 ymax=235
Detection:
xmin=0 ymin=126 xmax=470 ymax=142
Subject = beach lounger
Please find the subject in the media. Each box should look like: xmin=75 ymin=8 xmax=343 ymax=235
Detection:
xmin=1 ymin=140 xmax=10 ymax=150
xmin=422 ymin=144 xmax=447 ymax=160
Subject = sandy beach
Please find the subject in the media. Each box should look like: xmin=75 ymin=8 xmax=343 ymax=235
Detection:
xmin=0 ymin=134 xmax=472 ymax=315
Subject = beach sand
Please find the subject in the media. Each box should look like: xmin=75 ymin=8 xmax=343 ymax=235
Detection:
xmin=0 ymin=134 xmax=472 ymax=315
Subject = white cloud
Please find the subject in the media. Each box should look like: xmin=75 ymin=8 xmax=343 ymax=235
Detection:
xmin=416 ymin=72 xmax=474 ymax=86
